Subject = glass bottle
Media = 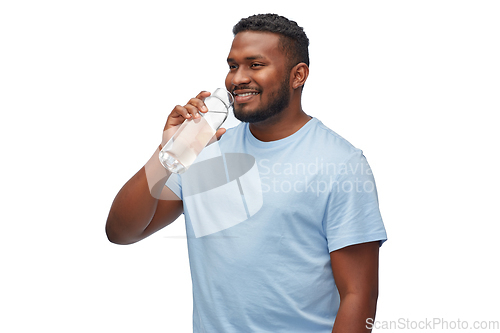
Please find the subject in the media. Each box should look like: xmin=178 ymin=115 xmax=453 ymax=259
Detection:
xmin=159 ymin=88 xmax=233 ymax=174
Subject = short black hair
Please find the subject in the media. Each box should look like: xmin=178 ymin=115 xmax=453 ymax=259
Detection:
xmin=232 ymin=13 xmax=309 ymax=69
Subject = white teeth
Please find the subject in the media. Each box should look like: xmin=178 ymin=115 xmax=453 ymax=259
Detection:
xmin=237 ymin=92 xmax=259 ymax=97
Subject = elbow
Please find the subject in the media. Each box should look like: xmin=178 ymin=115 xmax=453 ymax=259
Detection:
xmin=364 ymin=286 xmax=379 ymax=315
xmin=105 ymin=218 xmax=138 ymax=245
xmin=338 ymin=286 xmax=379 ymax=315
xmin=106 ymin=229 xmax=136 ymax=245
xmin=105 ymin=224 xmax=125 ymax=245
xmin=362 ymin=284 xmax=379 ymax=310
xmin=339 ymin=283 xmax=378 ymax=303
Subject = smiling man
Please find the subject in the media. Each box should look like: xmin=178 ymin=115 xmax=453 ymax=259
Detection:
xmin=106 ymin=14 xmax=387 ymax=333
xmin=226 ymin=22 xmax=311 ymax=141
xmin=227 ymin=33 xmax=295 ymax=124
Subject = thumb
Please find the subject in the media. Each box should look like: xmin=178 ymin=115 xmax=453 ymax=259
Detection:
xmin=216 ymin=127 xmax=226 ymax=140
xmin=207 ymin=128 xmax=226 ymax=146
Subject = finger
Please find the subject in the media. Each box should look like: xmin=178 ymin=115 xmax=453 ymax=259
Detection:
xmin=171 ymin=105 xmax=192 ymax=119
xmin=164 ymin=105 xmax=192 ymax=132
xmin=195 ymin=91 xmax=211 ymax=100
xmin=185 ymin=104 xmax=202 ymax=118
xmin=191 ymin=91 xmax=211 ymax=114
xmin=187 ymin=97 xmax=209 ymax=114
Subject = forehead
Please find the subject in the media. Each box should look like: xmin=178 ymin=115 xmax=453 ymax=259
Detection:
xmin=227 ymin=31 xmax=284 ymax=61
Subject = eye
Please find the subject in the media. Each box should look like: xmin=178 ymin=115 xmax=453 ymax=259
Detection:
xmin=251 ymin=63 xmax=264 ymax=68
xmin=228 ymin=64 xmax=238 ymax=70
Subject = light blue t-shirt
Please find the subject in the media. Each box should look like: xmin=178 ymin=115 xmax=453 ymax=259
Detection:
xmin=166 ymin=118 xmax=387 ymax=332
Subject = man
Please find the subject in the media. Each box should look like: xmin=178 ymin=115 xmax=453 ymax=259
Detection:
xmin=106 ymin=13 xmax=387 ymax=332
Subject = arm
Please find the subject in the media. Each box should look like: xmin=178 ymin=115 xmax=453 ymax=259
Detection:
xmin=104 ymin=159 xmax=183 ymax=245
xmin=105 ymin=91 xmax=225 ymax=245
xmin=330 ymin=241 xmax=380 ymax=333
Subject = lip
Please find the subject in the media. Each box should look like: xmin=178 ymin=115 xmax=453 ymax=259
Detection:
xmin=232 ymin=89 xmax=260 ymax=104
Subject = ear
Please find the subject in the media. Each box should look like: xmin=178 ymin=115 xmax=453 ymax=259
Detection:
xmin=291 ymin=63 xmax=309 ymax=90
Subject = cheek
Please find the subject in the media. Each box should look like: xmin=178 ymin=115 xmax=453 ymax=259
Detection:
xmin=224 ymin=74 xmax=232 ymax=90
xmin=254 ymin=71 xmax=276 ymax=89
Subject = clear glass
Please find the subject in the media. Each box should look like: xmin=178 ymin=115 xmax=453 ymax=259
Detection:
xmin=159 ymin=88 xmax=234 ymax=174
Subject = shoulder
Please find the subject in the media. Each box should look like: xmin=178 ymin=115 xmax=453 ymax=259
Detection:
xmin=308 ymin=118 xmax=362 ymax=163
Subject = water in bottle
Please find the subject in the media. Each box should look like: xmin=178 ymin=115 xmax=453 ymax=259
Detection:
xmin=159 ymin=88 xmax=233 ymax=174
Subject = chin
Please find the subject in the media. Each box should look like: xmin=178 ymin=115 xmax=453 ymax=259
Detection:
xmin=234 ymin=106 xmax=284 ymax=124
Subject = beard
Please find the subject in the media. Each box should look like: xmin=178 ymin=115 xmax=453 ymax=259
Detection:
xmin=233 ymin=76 xmax=290 ymax=123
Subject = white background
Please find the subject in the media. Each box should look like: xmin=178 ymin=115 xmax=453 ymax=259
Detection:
xmin=1 ymin=0 xmax=499 ymax=332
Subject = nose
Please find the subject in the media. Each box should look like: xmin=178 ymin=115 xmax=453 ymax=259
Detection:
xmin=230 ymin=67 xmax=251 ymax=87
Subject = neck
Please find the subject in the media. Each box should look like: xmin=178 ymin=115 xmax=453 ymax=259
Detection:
xmin=248 ymin=97 xmax=311 ymax=142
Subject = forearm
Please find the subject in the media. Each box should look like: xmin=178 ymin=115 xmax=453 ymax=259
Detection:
xmin=332 ymin=292 xmax=378 ymax=333
xmin=105 ymin=147 xmax=172 ymax=244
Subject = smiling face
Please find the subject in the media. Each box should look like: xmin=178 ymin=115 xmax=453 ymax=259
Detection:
xmin=225 ymin=31 xmax=292 ymax=123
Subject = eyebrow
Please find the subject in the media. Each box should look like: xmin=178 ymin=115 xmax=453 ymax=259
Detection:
xmin=227 ymin=55 xmax=265 ymax=63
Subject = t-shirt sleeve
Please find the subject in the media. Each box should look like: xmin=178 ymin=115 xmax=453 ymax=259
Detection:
xmin=324 ymin=150 xmax=387 ymax=252
xmin=165 ymin=173 xmax=183 ymax=200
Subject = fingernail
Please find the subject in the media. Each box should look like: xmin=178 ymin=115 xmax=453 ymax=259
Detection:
xmin=201 ymin=106 xmax=208 ymax=112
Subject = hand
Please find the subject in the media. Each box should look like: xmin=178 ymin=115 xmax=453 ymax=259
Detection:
xmin=162 ymin=91 xmax=226 ymax=146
